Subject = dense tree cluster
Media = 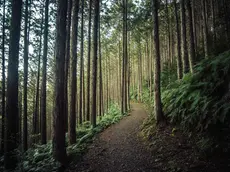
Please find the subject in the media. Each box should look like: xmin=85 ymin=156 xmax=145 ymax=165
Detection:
xmin=0 ymin=0 xmax=229 ymax=170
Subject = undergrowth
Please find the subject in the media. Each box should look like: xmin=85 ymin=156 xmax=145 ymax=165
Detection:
xmin=162 ymin=51 xmax=230 ymax=138
xmin=137 ymin=50 xmax=230 ymax=153
xmin=0 ymin=103 xmax=125 ymax=172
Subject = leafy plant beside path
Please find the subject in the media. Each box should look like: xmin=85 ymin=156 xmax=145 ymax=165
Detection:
xmin=0 ymin=104 xmax=126 ymax=172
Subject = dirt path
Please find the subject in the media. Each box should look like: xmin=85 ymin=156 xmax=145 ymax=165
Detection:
xmin=67 ymin=103 xmax=156 ymax=172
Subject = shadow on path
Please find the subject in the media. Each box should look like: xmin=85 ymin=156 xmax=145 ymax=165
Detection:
xmin=67 ymin=103 xmax=156 ymax=172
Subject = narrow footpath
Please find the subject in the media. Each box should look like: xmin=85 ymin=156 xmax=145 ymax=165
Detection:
xmin=67 ymin=103 xmax=156 ymax=172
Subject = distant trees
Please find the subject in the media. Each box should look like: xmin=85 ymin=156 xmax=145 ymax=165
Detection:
xmin=1 ymin=0 xmax=230 ymax=170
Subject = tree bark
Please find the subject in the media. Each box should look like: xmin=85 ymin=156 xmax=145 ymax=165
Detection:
xmin=180 ymin=0 xmax=189 ymax=74
xmin=99 ymin=7 xmax=103 ymax=117
xmin=40 ymin=0 xmax=49 ymax=144
xmin=211 ymin=0 xmax=216 ymax=49
xmin=64 ymin=0 xmax=72 ymax=133
xmin=122 ymin=0 xmax=128 ymax=113
xmin=53 ymin=0 xmax=68 ymax=165
xmin=152 ymin=0 xmax=164 ymax=124
xmin=1 ymin=0 xmax=6 ymax=154
xmin=91 ymin=0 xmax=100 ymax=127
xmin=187 ymin=0 xmax=195 ymax=72
xmin=4 ymin=0 xmax=22 ymax=169
xmin=69 ymin=0 xmax=80 ymax=144
xmin=174 ymin=0 xmax=183 ymax=79
xmin=79 ymin=0 xmax=85 ymax=125
xmin=202 ymin=0 xmax=209 ymax=58
xmin=23 ymin=0 xmax=29 ymax=151
xmin=86 ymin=0 xmax=92 ymax=121
xmin=33 ymin=7 xmax=44 ymax=140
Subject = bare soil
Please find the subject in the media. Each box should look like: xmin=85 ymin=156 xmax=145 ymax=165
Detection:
xmin=67 ymin=103 xmax=157 ymax=172
xmin=67 ymin=103 xmax=230 ymax=172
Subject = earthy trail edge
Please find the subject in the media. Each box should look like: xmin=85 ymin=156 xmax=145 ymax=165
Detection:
xmin=67 ymin=103 xmax=156 ymax=172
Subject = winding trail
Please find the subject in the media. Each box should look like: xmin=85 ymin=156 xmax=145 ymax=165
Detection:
xmin=67 ymin=103 xmax=156 ymax=172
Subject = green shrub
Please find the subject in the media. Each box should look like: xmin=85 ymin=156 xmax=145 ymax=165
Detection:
xmin=162 ymin=51 xmax=230 ymax=134
xmin=0 ymin=103 xmax=125 ymax=172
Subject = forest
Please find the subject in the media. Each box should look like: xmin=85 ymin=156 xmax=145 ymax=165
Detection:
xmin=0 ymin=0 xmax=230 ymax=171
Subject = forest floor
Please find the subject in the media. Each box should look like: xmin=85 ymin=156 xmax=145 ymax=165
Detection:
xmin=66 ymin=103 xmax=230 ymax=172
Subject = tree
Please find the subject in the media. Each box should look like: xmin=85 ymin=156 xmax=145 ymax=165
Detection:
xmin=69 ymin=0 xmax=80 ymax=144
xmin=4 ymin=0 xmax=23 ymax=169
xmin=86 ymin=0 xmax=92 ymax=121
xmin=174 ymin=0 xmax=182 ymax=79
xmin=187 ymin=0 xmax=195 ymax=72
xmin=121 ymin=0 xmax=128 ymax=114
xmin=99 ymin=4 xmax=103 ymax=117
xmin=1 ymin=0 xmax=6 ymax=154
xmin=33 ymin=6 xmax=44 ymax=140
xmin=79 ymin=0 xmax=85 ymax=125
xmin=64 ymin=0 xmax=73 ymax=132
xmin=180 ymin=0 xmax=189 ymax=74
xmin=91 ymin=0 xmax=100 ymax=128
xmin=152 ymin=0 xmax=164 ymax=124
xmin=53 ymin=0 xmax=68 ymax=165
xmin=41 ymin=0 xmax=49 ymax=144
xmin=202 ymin=0 xmax=209 ymax=58
xmin=23 ymin=0 xmax=29 ymax=152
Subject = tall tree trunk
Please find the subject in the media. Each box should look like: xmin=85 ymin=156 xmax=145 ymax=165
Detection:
xmin=83 ymin=66 xmax=86 ymax=121
xmin=192 ymin=0 xmax=197 ymax=52
xmin=122 ymin=0 xmax=128 ymax=113
xmin=86 ymin=0 xmax=92 ymax=121
xmin=4 ymin=0 xmax=22 ymax=169
xmin=187 ymin=0 xmax=195 ymax=72
xmin=99 ymin=6 xmax=103 ymax=117
xmin=211 ymin=0 xmax=216 ymax=49
xmin=91 ymin=0 xmax=100 ymax=127
xmin=223 ymin=0 xmax=230 ymax=47
xmin=149 ymin=34 xmax=153 ymax=98
xmin=69 ymin=0 xmax=79 ymax=144
xmin=23 ymin=0 xmax=29 ymax=152
xmin=180 ymin=0 xmax=189 ymax=74
xmin=202 ymin=0 xmax=209 ymax=58
xmin=53 ymin=0 xmax=68 ymax=165
xmin=152 ymin=0 xmax=164 ymax=124
xmin=1 ymin=0 xmax=6 ymax=154
xmin=64 ymin=0 xmax=72 ymax=133
xmin=79 ymin=0 xmax=85 ymax=125
xmin=33 ymin=7 xmax=44 ymax=140
xmin=165 ymin=0 xmax=171 ymax=65
xmin=40 ymin=0 xmax=49 ymax=144
xmin=174 ymin=0 xmax=182 ymax=79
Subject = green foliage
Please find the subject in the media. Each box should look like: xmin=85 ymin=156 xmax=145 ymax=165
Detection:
xmin=161 ymin=61 xmax=178 ymax=90
xmin=140 ymin=116 xmax=157 ymax=140
xmin=139 ymin=51 xmax=230 ymax=153
xmin=162 ymin=51 xmax=230 ymax=138
xmin=0 ymin=103 xmax=124 ymax=172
